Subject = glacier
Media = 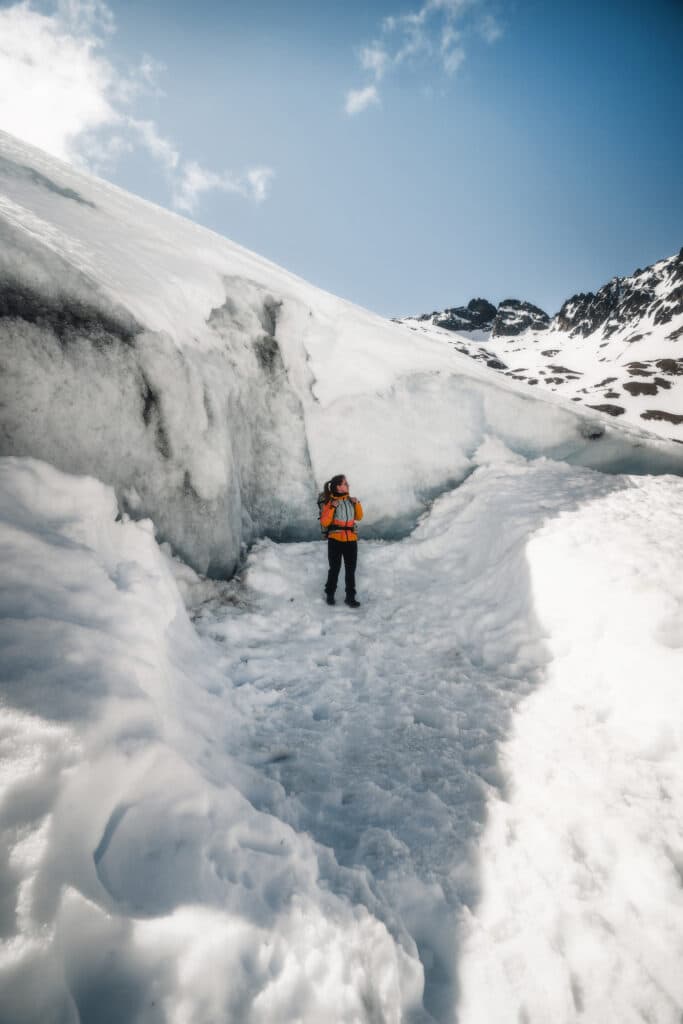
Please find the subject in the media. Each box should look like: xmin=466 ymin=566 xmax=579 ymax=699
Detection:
xmin=1 ymin=130 xmax=682 ymax=574
xmin=1 ymin=130 xmax=683 ymax=1024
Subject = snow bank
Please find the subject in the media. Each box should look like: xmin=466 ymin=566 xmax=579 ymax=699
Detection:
xmin=2 ymin=130 xmax=682 ymax=574
xmin=0 ymin=457 xmax=423 ymax=1023
xmin=457 ymin=474 xmax=683 ymax=1023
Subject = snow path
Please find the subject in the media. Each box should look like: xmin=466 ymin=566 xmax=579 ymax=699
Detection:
xmin=3 ymin=453 xmax=682 ymax=1022
xmin=190 ymin=454 xmax=626 ymax=1021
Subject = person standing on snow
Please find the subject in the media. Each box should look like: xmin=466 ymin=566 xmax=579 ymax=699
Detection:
xmin=320 ymin=475 xmax=363 ymax=607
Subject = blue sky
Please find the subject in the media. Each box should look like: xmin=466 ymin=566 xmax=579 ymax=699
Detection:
xmin=1 ymin=0 xmax=682 ymax=316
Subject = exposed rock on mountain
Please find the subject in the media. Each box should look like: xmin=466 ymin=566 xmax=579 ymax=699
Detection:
xmin=402 ymin=248 xmax=683 ymax=443
xmin=409 ymin=248 xmax=683 ymax=344
xmin=423 ymin=298 xmax=497 ymax=333
xmin=491 ymin=299 xmax=551 ymax=337
xmin=412 ymin=297 xmax=550 ymax=337
xmin=556 ymin=248 xmax=683 ymax=338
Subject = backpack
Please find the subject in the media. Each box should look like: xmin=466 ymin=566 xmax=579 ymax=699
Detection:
xmin=317 ymin=487 xmax=332 ymax=538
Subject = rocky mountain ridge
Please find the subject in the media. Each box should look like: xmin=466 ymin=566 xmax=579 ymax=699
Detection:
xmin=401 ymin=248 xmax=683 ymax=442
xmin=555 ymin=248 xmax=683 ymax=340
xmin=408 ymin=248 xmax=683 ymax=342
xmin=413 ymin=297 xmax=551 ymax=338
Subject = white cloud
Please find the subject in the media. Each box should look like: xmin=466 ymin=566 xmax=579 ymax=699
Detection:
xmin=173 ymin=161 xmax=274 ymax=213
xmin=442 ymin=44 xmax=466 ymax=74
xmin=344 ymin=85 xmax=380 ymax=116
xmin=347 ymin=0 xmax=502 ymax=112
xmin=441 ymin=23 xmax=460 ymax=50
xmin=246 ymin=167 xmax=275 ymax=204
xmin=426 ymin=0 xmax=474 ymax=15
xmin=56 ymin=0 xmax=115 ymax=35
xmin=0 ymin=1 xmax=274 ymax=212
xmin=128 ymin=118 xmax=179 ymax=171
xmin=479 ymin=13 xmax=503 ymax=43
xmin=173 ymin=162 xmax=242 ymax=213
xmin=394 ymin=20 xmax=430 ymax=65
xmin=138 ymin=54 xmax=166 ymax=95
xmin=0 ymin=1 xmax=117 ymax=162
xmin=113 ymin=55 xmax=167 ymax=105
xmin=360 ymin=45 xmax=390 ymax=81
xmin=441 ymin=24 xmax=466 ymax=74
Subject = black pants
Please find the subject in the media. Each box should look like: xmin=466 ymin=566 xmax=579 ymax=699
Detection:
xmin=326 ymin=539 xmax=358 ymax=598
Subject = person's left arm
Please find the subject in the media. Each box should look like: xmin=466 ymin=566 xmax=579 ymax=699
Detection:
xmin=351 ymin=498 xmax=363 ymax=522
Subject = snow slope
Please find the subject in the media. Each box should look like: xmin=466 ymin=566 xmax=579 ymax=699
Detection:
xmin=458 ymin=471 xmax=683 ymax=1023
xmin=2 ymin=450 xmax=682 ymax=1023
xmin=2 ymin=129 xmax=682 ymax=575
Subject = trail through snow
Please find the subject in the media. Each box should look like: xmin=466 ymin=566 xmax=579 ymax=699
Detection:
xmin=2 ymin=450 xmax=683 ymax=1023
xmin=186 ymin=447 xmax=657 ymax=1022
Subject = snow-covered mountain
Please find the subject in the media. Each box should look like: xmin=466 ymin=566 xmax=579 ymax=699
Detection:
xmin=411 ymin=297 xmax=551 ymax=338
xmin=402 ymin=249 xmax=683 ymax=442
xmin=2 ymin=130 xmax=683 ymax=1024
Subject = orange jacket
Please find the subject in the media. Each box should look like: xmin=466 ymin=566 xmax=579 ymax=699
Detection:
xmin=320 ymin=497 xmax=363 ymax=541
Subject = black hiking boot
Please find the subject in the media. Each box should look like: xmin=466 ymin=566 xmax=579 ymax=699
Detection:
xmin=325 ymin=592 xmax=336 ymax=605
xmin=345 ymin=596 xmax=361 ymax=608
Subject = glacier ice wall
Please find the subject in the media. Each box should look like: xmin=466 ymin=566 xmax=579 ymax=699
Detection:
xmin=0 ymin=221 xmax=314 ymax=573
xmin=2 ymin=130 xmax=682 ymax=573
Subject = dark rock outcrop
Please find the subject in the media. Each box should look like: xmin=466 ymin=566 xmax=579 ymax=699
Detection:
xmin=555 ymin=248 xmax=683 ymax=338
xmin=641 ymin=409 xmax=683 ymax=425
xmin=411 ymin=297 xmax=551 ymax=337
xmin=406 ymin=247 xmax=682 ymax=344
xmin=432 ymin=298 xmax=497 ymax=333
xmin=491 ymin=299 xmax=551 ymax=338
xmin=587 ymin=404 xmax=626 ymax=417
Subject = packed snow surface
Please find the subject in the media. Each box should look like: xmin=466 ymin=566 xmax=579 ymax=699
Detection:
xmin=2 ymin=450 xmax=682 ymax=1023
xmin=2 ymin=129 xmax=683 ymax=575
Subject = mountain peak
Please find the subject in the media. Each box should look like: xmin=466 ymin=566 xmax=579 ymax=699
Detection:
xmin=408 ymin=297 xmax=551 ymax=337
xmin=419 ymin=297 xmax=497 ymax=333
xmin=400 ymin=246 xmax=683 ymax=443
xmin=556 ymin=248 xmax=683 ymax=338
